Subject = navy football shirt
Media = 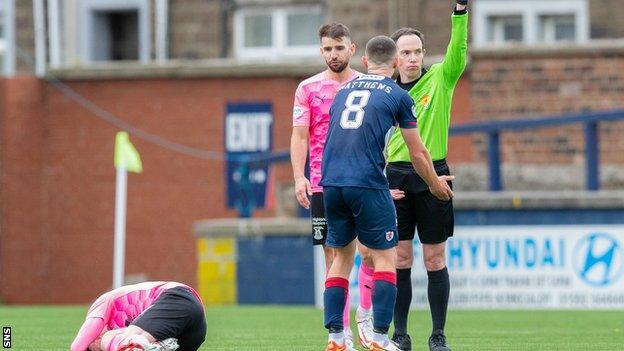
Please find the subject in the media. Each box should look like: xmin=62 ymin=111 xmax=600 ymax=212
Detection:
xmin=320 ymin=74 xmax=418 ymax=189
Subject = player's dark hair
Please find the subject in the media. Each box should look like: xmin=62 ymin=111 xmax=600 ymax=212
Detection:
xmin=365 ymin=35 xmax=397 ymax=65
xmin=318 ymin=23 xmax=351 ymax=41
xmin=390 ymin=27 xmax=425 ymax=47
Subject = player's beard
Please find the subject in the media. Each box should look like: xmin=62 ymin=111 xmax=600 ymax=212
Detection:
xmin=327 ymin=59 xmax=348 ymax=73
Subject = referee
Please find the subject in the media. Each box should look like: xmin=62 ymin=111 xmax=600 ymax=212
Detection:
xmin=387 ymin=1 xmax=468 ymax=351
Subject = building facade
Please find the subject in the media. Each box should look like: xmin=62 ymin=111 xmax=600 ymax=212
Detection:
xmin=5 ymin=0 xmax=624 ymax=75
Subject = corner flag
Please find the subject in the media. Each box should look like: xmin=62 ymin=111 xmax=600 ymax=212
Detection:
xmin=114 ymin=131 xmax=143 ymax=173
xmin=112 ymin=131 xmax=142 ymax=288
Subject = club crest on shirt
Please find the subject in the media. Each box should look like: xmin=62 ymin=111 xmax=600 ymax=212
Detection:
xmin=411 ymin=105 xmax=418 ymax=118
xmin=386 ymin=231 xmax=395 ymax=241
xmin=293 ymin=106 xmax=304 ymax=118
xmin=420 ymin=94 xmax=432 ymax=109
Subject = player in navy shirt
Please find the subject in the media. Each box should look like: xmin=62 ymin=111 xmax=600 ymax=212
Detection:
xmin=319 ymin=36 xmax=454 ymax=351
xmin=322 ymin=75 xmax=416 ymax=189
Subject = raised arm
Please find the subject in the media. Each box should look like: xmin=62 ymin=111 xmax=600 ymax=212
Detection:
xmin=441 ymin=0 xmax=469 ymax=87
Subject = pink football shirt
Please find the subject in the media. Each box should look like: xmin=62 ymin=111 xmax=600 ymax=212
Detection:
xmin=292 ymin=70 xmax=360 ymax=192
xmin=71 ymin=281 xmax=201 ymax=351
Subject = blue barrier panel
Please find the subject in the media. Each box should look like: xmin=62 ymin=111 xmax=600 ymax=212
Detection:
xmin=237 ymin=236 xmax=315 ymax=304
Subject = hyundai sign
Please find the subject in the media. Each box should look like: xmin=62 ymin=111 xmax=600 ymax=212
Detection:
xmin=433 ymin=225 xmax=624 ymax=309
xmin=317 ymin=225 xmax=624 ymax=309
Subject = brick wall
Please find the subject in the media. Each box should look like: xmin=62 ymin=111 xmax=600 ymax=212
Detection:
xmin=0 ymin=69 xmax=470 ymax=303
xmin=0 ymin=78 xmax=45 ymax=303
xmin=590 ymin=0 xmax=624 ymax=38
xmin=470 ymin=46 xmax=624 ymax=168
xmin=169 ymin=0 xmax=222 ymax=59
xmin=390 ymin=0 xmax=460 ymax=56
xmin=0 ymin=75 xmax=303 ymax=303
xmin=328 ymin=0 xmax=459 ymax=57
xmin=447 ymin=74 xmax=475 ymax=164
xmin=327 ymin=0 xmax=391 ymax=52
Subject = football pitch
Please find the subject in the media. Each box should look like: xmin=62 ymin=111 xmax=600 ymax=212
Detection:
xmin=1 ymin=305 xmax=623 ymax=350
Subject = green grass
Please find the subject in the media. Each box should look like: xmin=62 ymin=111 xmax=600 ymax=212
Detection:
xmin=1 ymin=305 xmax=623 ymax=350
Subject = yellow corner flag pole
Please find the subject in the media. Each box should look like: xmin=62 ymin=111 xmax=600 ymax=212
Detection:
xmin=113 ymin=132 xmax=142 ymax=289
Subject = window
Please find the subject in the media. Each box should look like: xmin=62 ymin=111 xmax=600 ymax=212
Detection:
xmin=287 ymin=13 xmax=321 ymax=46
xmin=539 ymin=15 xmax=576 ymax=42
xmin=243 ymin=14 xmax=272 ymax=48
xmin=92 ymin=10 xmax=139 ymax=61
xmin=473 ymin=0 xmax=588 ymax=46
xmin=487 ymin=15 xmax=523 ymax=43
xmin=234 ymin=6 xmax=324 ymax=59
xmin=80 ymin=0 xmax=150 ymax=63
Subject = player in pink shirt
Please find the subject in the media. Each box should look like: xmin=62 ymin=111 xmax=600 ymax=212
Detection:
xmin=71 ymin=281 xmax=206 ymax=351
xmin=290 ymin=23 xmax=375 ymax=350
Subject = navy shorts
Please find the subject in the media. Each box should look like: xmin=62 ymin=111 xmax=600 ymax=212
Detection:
xmin=323 ymin=186 xmax=398 ymax=250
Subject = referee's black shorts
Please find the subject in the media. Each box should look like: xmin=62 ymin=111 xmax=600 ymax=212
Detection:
xmin=387 ymin=160 xmax=454 ymax=244
xmin=131 ymin=286 xmax=207 ymax=351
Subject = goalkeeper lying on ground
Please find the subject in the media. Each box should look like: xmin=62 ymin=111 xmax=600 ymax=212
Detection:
xmin=71 ymin=281 xmax=206 ymax=351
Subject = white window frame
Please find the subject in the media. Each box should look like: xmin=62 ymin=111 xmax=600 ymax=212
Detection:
xmin=473 ymin=0 xmax=589 ymax=46
xmin=0 ymin=0 xmax=15 ymax=76
xmin=487 ymin=15 xmax=524 ymax=43
xmin=80 ymin=0 xmax=151 ymax=64
xmin=234 ymin=5 xmax=324 ymax=60
xmin=540 ymin=14 xmax=576 ymax=42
